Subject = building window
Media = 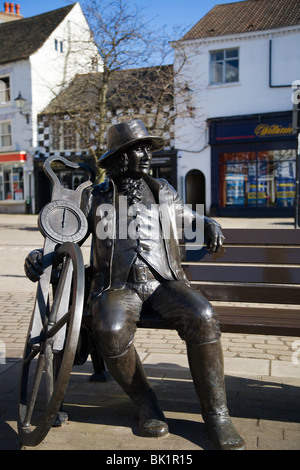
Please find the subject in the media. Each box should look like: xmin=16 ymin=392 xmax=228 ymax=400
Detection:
xmin=219 ymin=150 xmax=296 ymax=208
xmin=54 ymin=39 xmax=64 ymax=53
xmin=63 ymin=122 xmax=76 ymax=150
xmin=0 ymin=164 xmax=24 ymax=201
xmin=210 ymin=48 xmax=239 ymax=84
xmin=50 ymin=119 xmax=89 ymax=151
xmin=0 ymin=76 xmax=10 ymax=104
xmin=51 ymin=120 xmax=61 ymax=150
xmin=0 ymin=121 xmax=12 ymax=148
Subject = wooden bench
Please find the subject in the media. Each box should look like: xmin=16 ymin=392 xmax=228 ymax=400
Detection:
xmin=138 ymin=228 xmax=300 ymax=337
xmin=77 ymin=227 xmax=300 ymax=377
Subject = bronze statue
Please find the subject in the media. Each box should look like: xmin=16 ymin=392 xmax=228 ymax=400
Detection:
xmin=25 ymin=120 xmax=245 ymax=450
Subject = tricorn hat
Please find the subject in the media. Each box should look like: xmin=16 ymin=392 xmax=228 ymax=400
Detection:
xmin=98 ymin=119 xmax=164 ymax=167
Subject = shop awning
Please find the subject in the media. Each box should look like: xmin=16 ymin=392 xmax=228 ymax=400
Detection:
xmin=0 ymin=152 xmax=27 ymax=163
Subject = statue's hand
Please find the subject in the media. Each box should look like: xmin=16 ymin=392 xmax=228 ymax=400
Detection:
xmin=205 ymin=221 xmax=225 ymax=254
xmin=24 ymin=249 xmax=43 ymax=282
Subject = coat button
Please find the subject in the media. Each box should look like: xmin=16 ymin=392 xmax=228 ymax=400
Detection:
xmin=135 ymin=246 xmax=143 ymax=253
xmin=105 ymin=240 xmax=112 ymax=248
xmin=104 ymin=261 xmax=110 ymax=268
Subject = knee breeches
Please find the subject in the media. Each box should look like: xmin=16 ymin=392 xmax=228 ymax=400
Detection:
xmin=91 ymin=281 xmax=221 ymax=359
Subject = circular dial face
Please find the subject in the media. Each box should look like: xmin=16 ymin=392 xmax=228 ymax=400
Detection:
xmin=38 ymin=200 xmax=88 ymax=243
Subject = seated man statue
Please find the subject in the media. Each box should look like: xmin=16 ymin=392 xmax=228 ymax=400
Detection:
xmin=25 ymin=119 xmax=245 ymax=450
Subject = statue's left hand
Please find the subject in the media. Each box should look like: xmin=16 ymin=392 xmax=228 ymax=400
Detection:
xmin=205 ymin=221 xmax=225 ymax=254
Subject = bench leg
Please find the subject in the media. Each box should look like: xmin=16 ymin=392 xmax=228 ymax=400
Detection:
xmin=187 ymin=340 xmax=245 ymax=450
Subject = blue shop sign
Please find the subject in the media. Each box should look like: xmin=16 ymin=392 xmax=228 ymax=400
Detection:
xmin=209 ymin=114 xmax=295 ymax=144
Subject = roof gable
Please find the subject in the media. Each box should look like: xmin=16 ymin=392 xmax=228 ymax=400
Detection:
xmin=180 ymin=0 xmax=300 ymax=41
xmin=0 ymin=4 xmax=75 ymax=65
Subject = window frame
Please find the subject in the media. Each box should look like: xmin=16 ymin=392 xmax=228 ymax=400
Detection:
xmin=50 ymin=119 xmax=89 ymax=152
xmin=0 ymin=76 xmax=11 ymax=105
xmin=0 ymin=121 xmax=12 ymax=149
xmin=209 ymin=48 xmax=239 ymax=85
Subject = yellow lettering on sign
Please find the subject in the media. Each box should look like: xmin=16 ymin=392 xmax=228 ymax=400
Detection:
xmin=254 ymin=123 xmax=293 ymax=137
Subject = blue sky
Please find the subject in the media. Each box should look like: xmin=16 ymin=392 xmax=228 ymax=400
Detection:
xmin=14 ymin=0 xmax=237 ymax=34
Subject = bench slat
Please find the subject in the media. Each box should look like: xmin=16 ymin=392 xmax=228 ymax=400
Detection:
xmin=184 ymin=246 xmax=300 ymax=264
xmin=184 ymin=264 xmax=300 ymax=284
xmin=191 ymin=283 xmax=300 ymax=304
xmin=216 ymin=305 xmax=300 ymax=336
xmin=221 ymin=228 xmax=299 ymax=245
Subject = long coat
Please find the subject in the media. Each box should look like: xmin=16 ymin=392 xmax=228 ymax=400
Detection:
xmin=81 ymin=176 xmax=203 ymax=294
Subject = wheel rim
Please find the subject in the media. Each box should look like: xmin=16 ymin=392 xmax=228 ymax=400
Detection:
xmin=18 ymin=242 xmax=84 ymax=447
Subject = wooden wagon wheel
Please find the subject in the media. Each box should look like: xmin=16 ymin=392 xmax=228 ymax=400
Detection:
xmin=18 ymin=242 xmax=85 ymax=447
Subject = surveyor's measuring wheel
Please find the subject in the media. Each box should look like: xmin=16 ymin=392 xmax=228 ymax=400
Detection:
xmin=18 ymin=156 xmax=94 ymax=447
xmin=18 ymin=242 xmax=85 ymax=446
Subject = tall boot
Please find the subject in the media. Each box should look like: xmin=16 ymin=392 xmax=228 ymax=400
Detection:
xmin=187 ymin=340 xmax=245 ymax=450
xmin=104 ymin=343 xmax=168 ymax=437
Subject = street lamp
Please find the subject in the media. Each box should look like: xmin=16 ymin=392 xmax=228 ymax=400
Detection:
xmin=14 ymin=91 xmax=30 ymax=123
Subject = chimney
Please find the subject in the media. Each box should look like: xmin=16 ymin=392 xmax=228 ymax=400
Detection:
xmin=0 ymin=1 xmax=22 ymax=22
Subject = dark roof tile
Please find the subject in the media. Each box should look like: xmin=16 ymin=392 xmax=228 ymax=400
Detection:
xmin=180 ymin=0 xmax=300 ymax=40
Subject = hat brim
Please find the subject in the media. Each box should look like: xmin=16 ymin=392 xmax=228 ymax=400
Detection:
xmin=98 ymin=135 xmax=164 ymax=167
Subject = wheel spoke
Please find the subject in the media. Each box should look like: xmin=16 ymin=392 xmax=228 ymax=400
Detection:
xmin=44 ymin=342 xmax=54 ymax=403
xmin=23 ymin=353 xmax=45 ymax=428
xmin=23 ymin=347 xmax=40 ymax=366
xmin=47 ymin=309 xmax=71 ymax=339
xmin=48 ymin=258 xmax=71 ymax=325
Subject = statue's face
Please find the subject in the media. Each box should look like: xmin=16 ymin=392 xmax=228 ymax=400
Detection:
xmin=126 ymin=144 xmax=152 ymax=177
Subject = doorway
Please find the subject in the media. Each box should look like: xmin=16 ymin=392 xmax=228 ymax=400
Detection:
xmin=185 ymin=169 xmax=206 ymax=213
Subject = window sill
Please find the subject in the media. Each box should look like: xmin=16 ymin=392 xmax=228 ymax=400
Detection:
xmin=208 ymin=82 xmax=241 ymax=89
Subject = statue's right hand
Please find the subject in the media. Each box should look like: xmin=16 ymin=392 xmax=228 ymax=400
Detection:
xmin=24 ymin=249 xmax=44 ymax=282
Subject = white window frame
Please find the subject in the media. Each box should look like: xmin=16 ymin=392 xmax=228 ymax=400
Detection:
xmin=209 ymin=48 xmax=239 ymax=85
xmin=0 ymin=75 xmax=11 ymax=105
xmin=0 ymin=121 xmax=12 ymax=149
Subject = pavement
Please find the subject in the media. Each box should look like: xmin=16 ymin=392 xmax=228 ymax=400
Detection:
xmin=0 ymin=213 xmax=299 ymax=452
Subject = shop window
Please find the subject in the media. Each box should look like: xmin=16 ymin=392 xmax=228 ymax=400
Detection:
xmin=0 ymin=77 xmax=10 ymax=104
xmin=150 ymin=166 xmax=172 ymax=182
xmin=210 ymin=48 xmax=239 ymax=84
xmin=0 ymin=121 xmax=12 ymax=148
xmin=219 ymin=150 xmax=296 ymax=208
xmin=0 ymin=164 xmax=24 ymax=201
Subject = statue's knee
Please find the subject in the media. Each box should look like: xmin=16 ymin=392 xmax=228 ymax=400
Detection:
xmin=93 ymin=320 xmax=134 ymax=358
xmin=184 ymin=302 xmax=220 ymax=344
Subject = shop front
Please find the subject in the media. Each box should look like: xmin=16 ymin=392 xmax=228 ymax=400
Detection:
xmin=0 ymin=151 xmax=33 ymax=214
xmin=209 ymin=111 xmax=297 ymax=216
